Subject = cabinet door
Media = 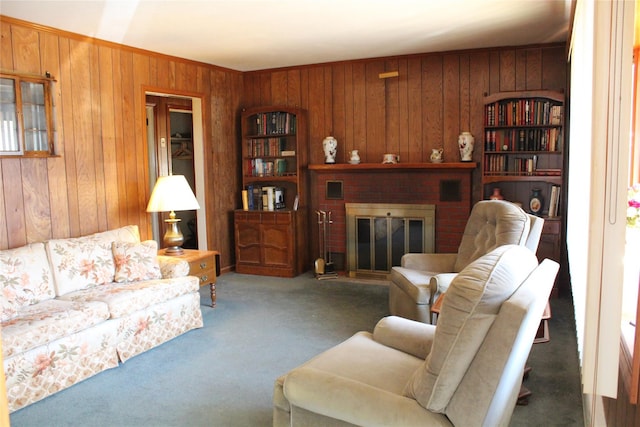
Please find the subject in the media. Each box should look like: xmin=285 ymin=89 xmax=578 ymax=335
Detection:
xmin=236 ymin=220 xmax=262 ymax=265
xmin=261 ymin=224 xmax=293 ymax=267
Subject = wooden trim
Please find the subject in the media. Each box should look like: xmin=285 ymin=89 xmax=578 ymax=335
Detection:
xmin=308 ymin=162 xmax=477 ymax=171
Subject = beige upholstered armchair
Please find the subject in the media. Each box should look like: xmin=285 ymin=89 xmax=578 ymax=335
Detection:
xmin=273 ymin=245 xmax=558 ymax=427
xmin=389 ymin=200 xmax=544 ymax=323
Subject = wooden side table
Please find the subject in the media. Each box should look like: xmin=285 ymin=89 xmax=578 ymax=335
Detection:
xmin=158 ymin=249 xmax=219 ymax=307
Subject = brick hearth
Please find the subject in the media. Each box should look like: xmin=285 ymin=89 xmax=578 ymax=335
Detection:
xmin=308 ymin=163 xmax=476 ymax=271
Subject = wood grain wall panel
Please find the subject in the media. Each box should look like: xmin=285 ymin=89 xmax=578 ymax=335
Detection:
xmin=423 ymin=55 xmax=443 ymax=163
xmin=488 ymin=50 xmax=501 ymax=96
xmin=69 ymin=39 xmax=100 ymax=236
xmin=469 ymin=52 xmax=491 ymax=201
xmin=343 ymin=63 xmax=355 ymax=161
xmin=23 ymin=158 xmax=51 ymax=243
xmin=352 ymin=63 xmax=367 ymax=162
xmin=396 ymin=58 xmax=409 ymax=163
xmin=0 ymin=162 xmax=7 ymax=249
xmin=459 ymin=55 xmax=471 ymax=131
xmin=2 ymin=159 xmax=26 ymax=248
xmin=307 ymin=66 xmax=327 ymax=164
xmin=286 ymin=69 xmax=301 ymax=107
xmin=443 ymin=55 xmax=461 ymax=163
xmin=90 ymin=43 xmax=109 ymax=232
xmin=112 ymin=49 xmax=128 ymax=229
xmin=407 ymin=57 xmax=423 ymax=163
xmin=11 ymin=26 xmax=40 ymax=73
xmin=384 ymin=58 xmax=400 ymax=158
xmin=515 ymin=49 xmax=527 ymax=91
xmin=499 ymin=50 xmax=516 ymax=92
xmin=271 ymin=70 xmax=288 ymax=106
xmin=98 ymin=46 xmax=121 ymax=231
xmin=331 ymin=64 xmax=347 ymax=159
xmin=0 ymin=23 xmax=14 ymax=69
xmin=41 ymin=31 xmax=70 ymax=239
xmin=526 ymin=49 xmax=543 ymax=90
xmin=542 ymin=45 xmax=567 ymax=90
xmin=365 ymin=62 xmax=385 ymax=159
xmin=132 ymin=54 xmax=151 ymax=238
xmin=58 ymin=38 xmax=81 ymax=237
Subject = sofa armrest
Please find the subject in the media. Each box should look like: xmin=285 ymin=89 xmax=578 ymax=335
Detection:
xmin=284 ymin=367 xmax=447 ymax=427
xmin=373 ymin=316 xmax=435 ymax=359
xmin=401 ymin=253 xmax=457 ymax=272
xmin=157 ymin=256 xmax=190 ymax=279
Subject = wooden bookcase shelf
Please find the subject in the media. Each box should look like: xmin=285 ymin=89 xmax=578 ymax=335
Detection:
xmin=235 ymin=106 xmax=308 ymax=277
xmin=482 ymin=90 xmax=566 ymax=292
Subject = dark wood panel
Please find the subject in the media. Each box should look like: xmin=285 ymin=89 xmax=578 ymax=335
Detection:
xmin=499 ymin=50 xmax=516 ymax=92
xmin=385 ymin=58 xmax=400 ymax=157
xmin=526 ymin=48 xmax=543 ymax=90
xmin=365 ymin=61 xmax=385 ymax=159
xmin=443 ymin=54 xmax=460 ymax=163
xmin=423 ymin=55 xmax=443 ymax=163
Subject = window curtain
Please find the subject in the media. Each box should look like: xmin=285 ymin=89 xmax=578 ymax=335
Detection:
xmin=567 ymin=0 xmax=634 ymax=399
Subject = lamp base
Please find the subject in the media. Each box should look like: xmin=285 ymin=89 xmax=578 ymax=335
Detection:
xmin=163 ymin=215 xmax=185 ymax=256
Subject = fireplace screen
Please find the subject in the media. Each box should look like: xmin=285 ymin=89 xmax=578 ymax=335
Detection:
xmin=346 ymin=203 xmax=435 ymax=279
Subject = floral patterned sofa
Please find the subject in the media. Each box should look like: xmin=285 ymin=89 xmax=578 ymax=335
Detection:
xmin=0 ymin=225 xmax=204 ymax=412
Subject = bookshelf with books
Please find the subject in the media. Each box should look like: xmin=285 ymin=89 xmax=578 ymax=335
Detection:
xmin=482 ymin=90 xmax=565 ymax=292
xmin=235 ymin=106 xmax=308 ymax=277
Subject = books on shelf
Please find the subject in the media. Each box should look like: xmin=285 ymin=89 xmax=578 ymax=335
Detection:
xmin=484 ymin=128 xmax=562 ymax=152
xmin=485 ymin=98 xmax=564 ymax=127
xmin=254 ymin=111 xmax=297 ymax=135
xmin=244 ymin=184 xmax=285 ymax=211
xmin=548 ymin=185 xmax=561 ymax=217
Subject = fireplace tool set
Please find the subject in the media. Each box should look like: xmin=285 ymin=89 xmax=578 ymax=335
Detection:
xmin=314 ymin=210 xmax=337 ymax=279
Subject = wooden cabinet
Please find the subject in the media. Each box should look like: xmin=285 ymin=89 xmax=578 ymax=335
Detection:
xmin=482 ymin=90 xmax=566 ymax=292
xmin=234 ymin=210 xmax=305 ymax=277
xmin=235 ymin=106 xmax=308 ymax=276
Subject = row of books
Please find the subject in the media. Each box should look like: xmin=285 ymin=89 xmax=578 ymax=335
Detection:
xmin=548 ymin=185 xmax=561 ymax=217
xmin=484 ymin=154 xmax=539 ymax=175
xmin=242 ymin=185 xmax=286 ymax=211
xmin=484 ymin=128 xmax=562 ymax=152
xmin=251 ymin=112 xmax=297 ymax=136
xmin=485 ymin=99 xmax=563 ymax=127
xmin=247 ymin=138 xmax=293 ymax=157
xmin=246 ymin=158 xmax=291 ymax=177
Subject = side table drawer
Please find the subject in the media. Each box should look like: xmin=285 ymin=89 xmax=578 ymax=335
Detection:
xmin=189 ymin=255 xmax=216 ymax=285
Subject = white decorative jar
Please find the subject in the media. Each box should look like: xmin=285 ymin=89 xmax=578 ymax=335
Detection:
xmin=349 ymin=150 xmax=360 ymax=164
xmin=323 ymin=136 xmax=337 ymax=164
xmin=458 ymin=131 xmax=475 ymax=162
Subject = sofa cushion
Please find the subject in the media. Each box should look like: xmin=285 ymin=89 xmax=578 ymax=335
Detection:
xmin=404 ymin=245 xmax=538 ymax=412
xmin=57 ymin=276 xmax=199 ymax=319
xmin=389 ymin=267 xmax=435 ymax=305
xmin=1 ymin=299 xmax=110 ymax=358
xmin=454 ymin=201 xmax=530 ymax=272
xmin=0 ymin=243 xmax=56 ymax=322
xmin=46 ymin=225 xmax=140 ymax=296
xmin=112 ymin=240 xmax=162 ymax=283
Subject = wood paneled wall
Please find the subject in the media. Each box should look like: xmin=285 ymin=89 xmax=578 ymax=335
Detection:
xmin=0 ymin=17 xmax=243 ymax=270
xmin=0 ymin=15 xmax=567 ymax=273
xmin=242 ymin=44 xmax=567 ymax=203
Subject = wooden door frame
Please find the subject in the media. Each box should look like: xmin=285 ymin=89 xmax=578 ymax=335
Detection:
xmin=143 ymin=87 xmax=208 ymax=250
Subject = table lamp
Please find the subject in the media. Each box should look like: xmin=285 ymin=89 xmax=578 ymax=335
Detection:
xmin=146 ymin=174 xmax=200 ymax=255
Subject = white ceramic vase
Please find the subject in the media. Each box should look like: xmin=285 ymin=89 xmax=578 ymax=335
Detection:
xmin=323 ymin=136 xmax=337 ymax=164
xmin=458 ymin=132 xmax=474 ymax=162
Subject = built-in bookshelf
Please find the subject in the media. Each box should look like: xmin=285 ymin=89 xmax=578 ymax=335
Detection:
xmin=482 ymin=90 xmax=565 ymax=201
xmin=235 ymin=106 xmax=308 ymax=277
xmin=482 ymin=90 xmax=565 ymax=293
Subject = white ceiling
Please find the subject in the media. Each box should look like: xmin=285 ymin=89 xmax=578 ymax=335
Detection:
xmin=0 ymin=0 xmax=572 ymax=72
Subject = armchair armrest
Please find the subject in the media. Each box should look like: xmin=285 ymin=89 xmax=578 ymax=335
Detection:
xmin=284 ymin=367 xmax=446 ymax=427
xmin=157 ymin=255 xmax=190 ymax=279
xmin=401 ymin=253 xmax=457 ymax=272
xmin=373 ymin=316 xmax=435 ymax=359
xmin=430 ymin=272 xmax=458 ymax=296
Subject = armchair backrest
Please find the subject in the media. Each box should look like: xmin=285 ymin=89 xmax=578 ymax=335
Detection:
xmin=454 ymin=200 xmax=531 ymax=272
xmin=446 ymin=258 xmax=558 ymax=427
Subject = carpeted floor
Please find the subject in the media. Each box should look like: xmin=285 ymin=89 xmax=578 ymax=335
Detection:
xmin=9 ymin=271 xmax=584 ymax=426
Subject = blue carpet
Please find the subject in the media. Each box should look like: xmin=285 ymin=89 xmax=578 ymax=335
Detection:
xmin=9 ymin=271 xmax=583 ymax=426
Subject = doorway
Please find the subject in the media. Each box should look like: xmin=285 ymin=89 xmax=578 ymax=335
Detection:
xmin=146 ymin=92 xmax=207 ymax=250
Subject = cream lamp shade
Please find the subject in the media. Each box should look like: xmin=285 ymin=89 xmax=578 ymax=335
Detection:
xmin=146 ymin=174 xmax=200 ymax=255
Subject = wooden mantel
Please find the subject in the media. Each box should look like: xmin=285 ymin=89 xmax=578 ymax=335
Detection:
xmin=308 ymin=162 xmax=477 ymax=172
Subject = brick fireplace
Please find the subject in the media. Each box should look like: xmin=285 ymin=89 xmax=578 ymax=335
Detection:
xmin=308 ymin=163 xmax=476 ymax=272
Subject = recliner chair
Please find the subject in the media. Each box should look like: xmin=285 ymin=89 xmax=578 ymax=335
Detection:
xmin=273 ymin=245 xmax=559 ymax=427
xmin=389 ymin=200 xmax=543 ymax=323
